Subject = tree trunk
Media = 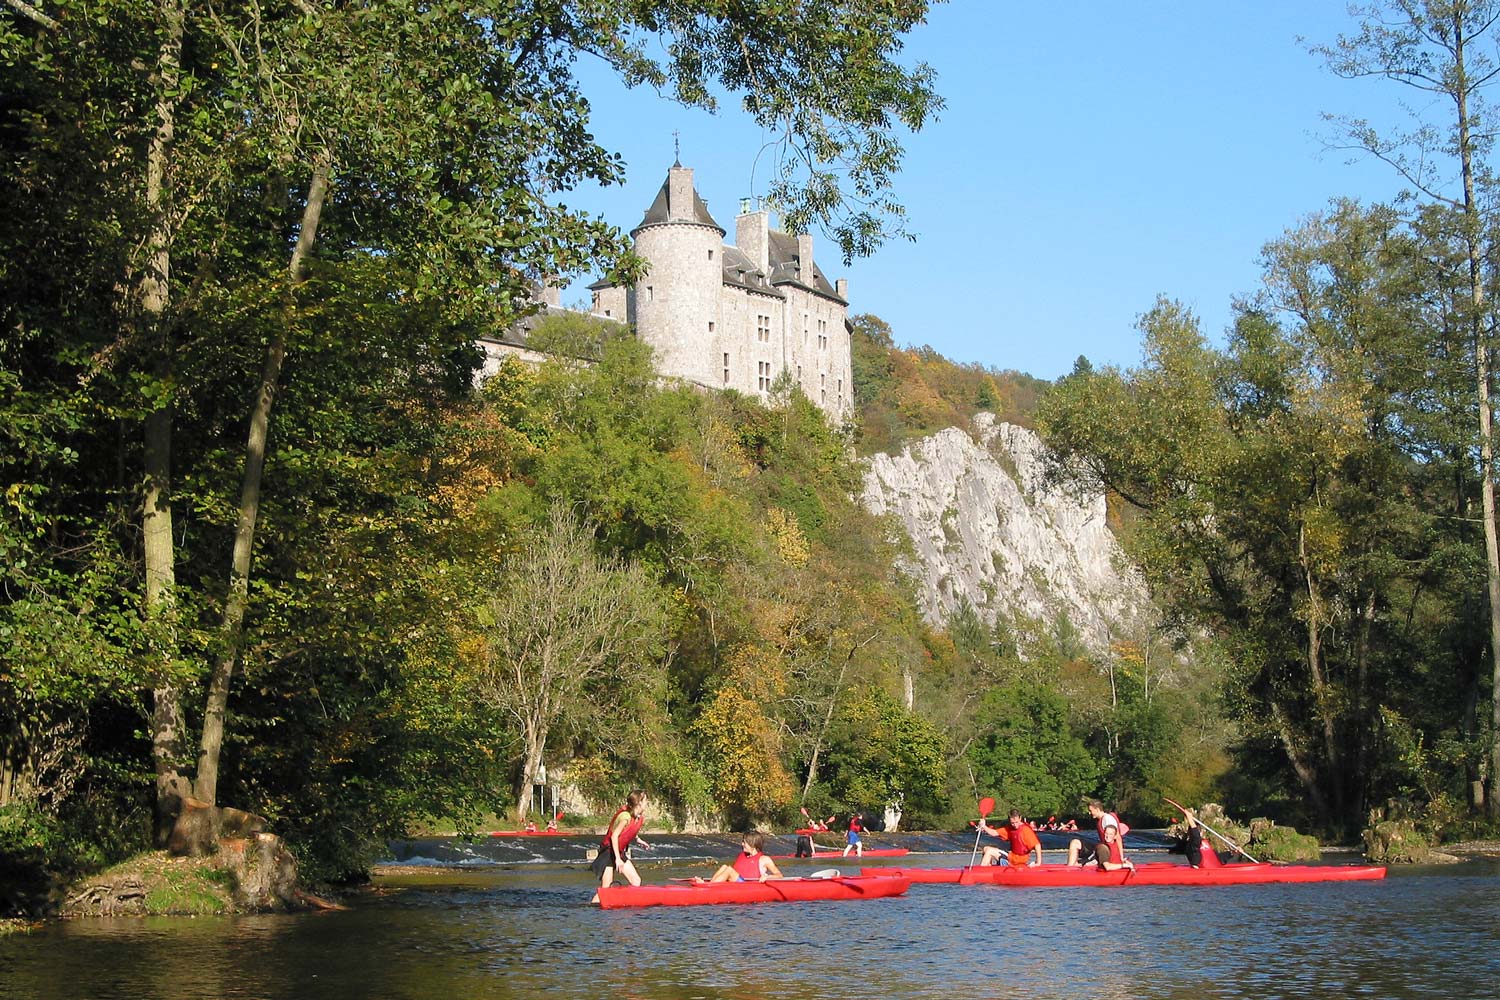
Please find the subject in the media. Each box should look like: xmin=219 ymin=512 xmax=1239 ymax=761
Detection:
xmin=1451 ymin=18 xmax=1500 ymax=819
xmin=1272 ymin=702 xmax=1331 ymax=825
xmin=515 ymin=723 xmax=544 ymax=820
xmin=141 ymin=0 xmax=191 ymax=845
xmin=194 ymin=150 xmax=332 ymax=807
xmin=1298 ymin=523 xmax=1341 ymax=813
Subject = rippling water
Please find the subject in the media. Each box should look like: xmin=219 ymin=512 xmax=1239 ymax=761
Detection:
xmin=4 ymin=858 xmax=1497 ymax=1000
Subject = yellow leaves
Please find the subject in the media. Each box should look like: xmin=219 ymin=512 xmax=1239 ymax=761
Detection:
xmin=692 ymin=682 xmax=796 ymax=814
xmin=689 ymin=643 xmax=797 ymax=814
xmin=766 ymin=507 xmax=809 ymax=568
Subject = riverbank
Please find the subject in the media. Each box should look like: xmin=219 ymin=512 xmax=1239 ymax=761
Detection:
xmin=60 ymin=836 xmax=336 ymax=918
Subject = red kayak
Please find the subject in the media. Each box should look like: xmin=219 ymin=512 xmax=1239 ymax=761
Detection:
xmin=861 ymin=866 xmax=963 ymax=883
xmin=487 ymin=830 xmax=576 ymax=837
xmin=955 ymin=862 xmax=1387 ymax=886
xmin=772 ymin=848 xmax=910 ymax=859
xmin=596 ymin=875 xmax=911 ymax=909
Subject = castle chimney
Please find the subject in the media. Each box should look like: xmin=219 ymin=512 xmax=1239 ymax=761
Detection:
xmin=836 ymin=278 xmax=848 ymax=300
xmin=797 ymin=233 xmax=815 ymax=283
xmin=737 ymin=207 xmax=770 ymax=275
xmin=668 ymin=165 xmax=695 ymax=222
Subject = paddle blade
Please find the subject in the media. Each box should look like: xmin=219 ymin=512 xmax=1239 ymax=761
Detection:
xmin=810 ymin=868 xmax=841 ymax=879
xmin=978 ymin=796 xmax=996 ymax=817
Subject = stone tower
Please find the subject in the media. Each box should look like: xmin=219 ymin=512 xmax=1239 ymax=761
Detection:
xmin=628 ymin=163 xmax=725 ymax=389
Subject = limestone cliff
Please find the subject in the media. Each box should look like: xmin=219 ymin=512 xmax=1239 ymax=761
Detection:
xmin=862 ymin=413 xmax=1150 ymax=653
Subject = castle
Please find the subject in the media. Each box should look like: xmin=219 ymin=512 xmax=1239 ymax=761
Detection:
xmin=480 ymin=162 xmax=854 ymax=420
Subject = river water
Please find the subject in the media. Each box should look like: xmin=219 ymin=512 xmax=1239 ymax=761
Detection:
xmin=3 ymin=841 xmax=1497 ymax=1000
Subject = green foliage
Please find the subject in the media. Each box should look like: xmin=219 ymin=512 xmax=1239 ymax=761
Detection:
xmin=850 ymin=314 xmax=1049 ymax=454
xmin=824 ymin=689 xmax=949 ymax=821
xmin=1251 ymin=823 xmax=1322 ymax=862
xmin=1038 ymin=200 xmax=1500 ymax=833
xmin=967 ymin=682 xmax=1100 ymax=817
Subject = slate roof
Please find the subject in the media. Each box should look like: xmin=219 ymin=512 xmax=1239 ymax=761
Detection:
xmin=633 ymin=175 xmax=725 ymax=234
xmin=767 ymin=230 xmax=841 ymax=300
xmin=720 ymin=245 xmax=783 ymax=297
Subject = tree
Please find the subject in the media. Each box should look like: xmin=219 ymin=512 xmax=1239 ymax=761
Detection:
xmin=1315 ymin=0 xmax=1500 ymax=816
xmin=474 ymin=506 xmax=670 ymax=819
xmin=967 ymin=682 xmax=1099 ymax=817
xmin=3 ymin=0 xmax=943 ymax=845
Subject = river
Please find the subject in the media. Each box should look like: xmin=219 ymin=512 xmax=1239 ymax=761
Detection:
xmin=3 ymin=841 xmax=1497 ymax=1000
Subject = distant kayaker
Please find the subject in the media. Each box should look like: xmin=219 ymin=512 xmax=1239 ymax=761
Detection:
xmin=545 ymin=815 xmax=559 ymax=833
xmin=1180 ymin=806 xmax=1222 ymax=869
xmin=696 ymin=831 xmax=785 ymax=883
xmin=523 ymin=819 xmax=538 ymax=833
xmin=842 ymin=814 xmax=865 ymax=857
xmin=977 ymin=809 xmax=1042 ymax=867
xmin=590 ymin=789 xmax=651 ymax=903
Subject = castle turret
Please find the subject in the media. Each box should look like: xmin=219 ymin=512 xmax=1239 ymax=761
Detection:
xmin=630 ymin=164 xmax=725 ymax=386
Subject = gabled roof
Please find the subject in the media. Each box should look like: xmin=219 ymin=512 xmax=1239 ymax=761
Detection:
xmin=633 ymin=174 xmax=725 ymax=234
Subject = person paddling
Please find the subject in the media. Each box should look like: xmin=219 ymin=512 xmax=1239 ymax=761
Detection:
xmin=977 ymin=809 xmax=1043 ymax=867
xmin=696 ymin=831 xmax=785 ymax=884
xmin=1179 ymin=806 xmax=1222 ymax=869
xmin=841 ymin=813 xmax=865 ymax=858
xmin=590 ymin=790 xmax=651 ymax=903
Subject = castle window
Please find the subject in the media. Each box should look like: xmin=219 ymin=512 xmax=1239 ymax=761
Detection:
xmin=646 ymin=285 xmax=654 ymax=301
xmin=724 ymin=352 xmax=730 ymax=385
xmin=756 ymin=315 xmax=771 ymax=344
xmin=708 ymin=321 xmax=715 ymax=333
xmin=709 ymin=250 xmax=714 ymax=260
xmin=758 ymin=361 xmax=771 ymax=391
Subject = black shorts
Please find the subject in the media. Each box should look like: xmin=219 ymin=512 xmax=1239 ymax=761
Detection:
xmin=592 ymin=844 xmax=630 ymax=878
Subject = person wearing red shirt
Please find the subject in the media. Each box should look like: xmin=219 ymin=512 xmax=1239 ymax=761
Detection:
xmin=841 ymin=814 xmax=865 ymax=857
xmin=978 ymin=809 xmax=1043 ymax=866
xmin=697 ymin=830 xmax=785 ymax=884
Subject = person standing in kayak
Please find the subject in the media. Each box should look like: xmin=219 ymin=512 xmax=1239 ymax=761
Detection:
xmin=842 ymin=813 xmax=865 ymax=857
xmin=697 ymin=831 xmax=785 ymax=883
xmin=977 ymin=809 xmax=1043 ymax=866
xmin=590 ymin=790 xmax=650 ymax=902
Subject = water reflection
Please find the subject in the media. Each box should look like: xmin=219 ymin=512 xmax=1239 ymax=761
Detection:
xmin=2 ymin=861 xmax=1497 ymax=999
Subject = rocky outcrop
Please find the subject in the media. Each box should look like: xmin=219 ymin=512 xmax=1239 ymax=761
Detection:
xmin=862 ymin=413 xmax=1150 ymax=652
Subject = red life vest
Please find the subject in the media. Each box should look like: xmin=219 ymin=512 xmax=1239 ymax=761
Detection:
xmin=1108 ymin=837 xmax=1124 ymax=865
xmin=601 ymin=808 xmax=643 ymax=852
xmin=997 ymin=823 xmax=1040 ymax=864
xmin=1097 ymin=811 xmax=1130 ymax=840
xmin=731 ymin=851 xmax=763 ymax=880
xmin=1200 ymin=840 xmax=1222 ymax=868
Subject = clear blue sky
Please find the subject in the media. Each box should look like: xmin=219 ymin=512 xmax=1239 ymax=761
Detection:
xmin=559 ymin=3 xmax=1420 ymax=382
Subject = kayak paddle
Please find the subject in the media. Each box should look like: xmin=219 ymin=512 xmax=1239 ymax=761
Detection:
xmin=1163 ymin=796 xmax=1262 ymax=864
xmin=968 ymin=796 xmax=996 ymax=867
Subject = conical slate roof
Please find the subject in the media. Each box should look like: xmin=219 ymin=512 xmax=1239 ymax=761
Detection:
xmin=632 ymin=173 xmax=724 ymax=234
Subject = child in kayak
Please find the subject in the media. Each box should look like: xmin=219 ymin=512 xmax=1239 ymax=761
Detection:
xmin=697 ymin=831 xmax=785 ymax=883
xmin=1068 ymin=823 xmax=1135 ymax=872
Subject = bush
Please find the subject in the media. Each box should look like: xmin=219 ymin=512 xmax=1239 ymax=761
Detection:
xmin=1250 ymin=820 xmax=1321 ymax=862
